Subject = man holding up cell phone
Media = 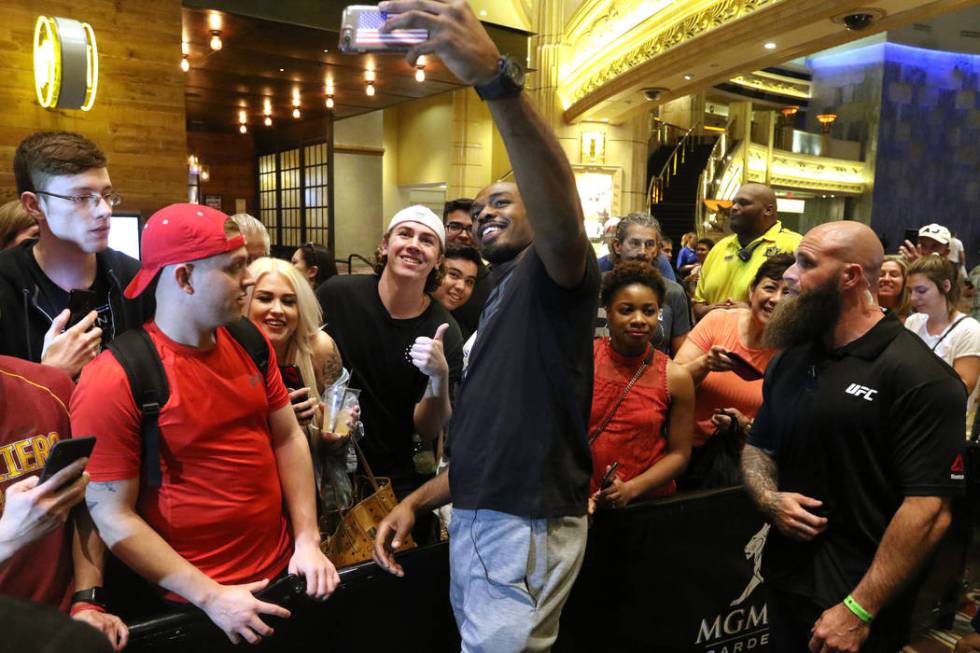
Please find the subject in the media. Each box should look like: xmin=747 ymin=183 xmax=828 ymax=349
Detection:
xmin=72 ymin=204 xmax=337 ymax=646
xmin=372 ymin=3 xmax=599 ymax=650
xmin=0 ymin=131 xmax=153 ymax=378
xmin=0 ymin=355 xmax=128 ymax=650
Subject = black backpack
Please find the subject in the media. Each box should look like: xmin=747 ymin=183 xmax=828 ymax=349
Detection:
xmin=107 ymin=317 xmax=269 ymax=488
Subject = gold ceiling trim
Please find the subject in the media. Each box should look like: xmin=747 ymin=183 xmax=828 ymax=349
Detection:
xmin=728 ymin=73 xmax=811 ymax=99
xmin=564 ymin=0 xmax=780 ymax=107
xmin=747 ymin=144 xmax=865 ymax=193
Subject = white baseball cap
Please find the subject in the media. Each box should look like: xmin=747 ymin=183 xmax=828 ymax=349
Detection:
xmin=386 ymin=205 xmax=445 ymax=248
xmin=918 ymin=223 xmax=951 ymax=245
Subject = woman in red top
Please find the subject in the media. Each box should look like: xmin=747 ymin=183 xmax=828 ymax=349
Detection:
xmin=589 ymin=261 xmax=695 ymax=511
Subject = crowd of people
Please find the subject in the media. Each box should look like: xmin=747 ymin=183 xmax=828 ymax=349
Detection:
xmin=0 ymin=2 xmax=973 ymax=651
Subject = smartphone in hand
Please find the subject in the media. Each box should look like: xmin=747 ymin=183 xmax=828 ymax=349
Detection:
xmin=600 ymin=462 xmax=620 ymax=490
xmin=339 ymin=5 xmax=429 ymax=53
xmin=66 ymin=289 xmax=99 ymax=330
xmin=724 ymin=351 xmax=764 ymax=381
xmin=38 ymin=437 xmax=95 ymax=487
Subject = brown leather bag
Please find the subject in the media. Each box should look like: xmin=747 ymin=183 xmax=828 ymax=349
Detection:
xmin=321 ymin=438 xmax=416 ymax=568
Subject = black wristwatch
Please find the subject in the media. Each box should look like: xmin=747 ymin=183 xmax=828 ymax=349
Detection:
xmin=71 ymin=587 xmax=108 ymax=609
xmin=474 ymin=55 xmax=525 ymax=101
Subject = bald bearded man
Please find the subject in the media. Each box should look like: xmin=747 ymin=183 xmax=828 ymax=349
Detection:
xmin=742 ymin=221 xmax=964 ymax=652
xmin=693 ymin=183 xmax=800 ymax=320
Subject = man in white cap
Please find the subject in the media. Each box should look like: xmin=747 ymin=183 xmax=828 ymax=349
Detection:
xmin=316 ymin=205 xmax=462 ymax=509
xmin=72 ymin=204 xmax=338 ymax=646
xmin=900 ymin=223 xmax=952 ymax=262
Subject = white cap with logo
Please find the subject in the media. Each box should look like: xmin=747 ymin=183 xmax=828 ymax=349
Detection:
xmin=918 ymin=223 xmax=951 ymax=245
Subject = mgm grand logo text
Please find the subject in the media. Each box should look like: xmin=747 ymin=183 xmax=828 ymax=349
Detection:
xmin=694 ymin=524 xmax=770 ymax=653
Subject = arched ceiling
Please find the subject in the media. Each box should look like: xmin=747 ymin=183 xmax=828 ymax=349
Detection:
xmin=557 ymin=0 xmax=977 ymax=124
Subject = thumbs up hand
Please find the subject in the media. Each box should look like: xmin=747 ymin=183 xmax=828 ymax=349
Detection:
xmin=409 ymin=323 xmax=450 ymax=380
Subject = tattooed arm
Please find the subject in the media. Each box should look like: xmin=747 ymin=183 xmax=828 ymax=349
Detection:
xmin=741 ymin=444 xmax=828 ymax=542
xmin=86 ymin=480 xmax=290 ymax=645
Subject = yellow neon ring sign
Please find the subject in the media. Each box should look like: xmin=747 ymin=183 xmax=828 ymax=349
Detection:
xmin=33 ymin=15 xmax=99 ymax=111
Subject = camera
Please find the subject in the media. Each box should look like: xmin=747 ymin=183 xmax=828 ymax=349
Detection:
xmin=642 ymin=87 xmax=669 ymax=101
xmin=832 ymin=8 xmax=884 ymax=31
xmin=843 ymin=13 xmax=875 ymax=30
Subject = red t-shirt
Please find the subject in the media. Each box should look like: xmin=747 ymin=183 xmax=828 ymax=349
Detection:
xmin=687 ymin=309 xmax=777 ymax=446
xmin=589 ymin=340 xmax=675 ymax=498
xmin=70 ymin=322 xmax=292 ymax=599
xmin=0 ymin=356 xmax=75 ymax=608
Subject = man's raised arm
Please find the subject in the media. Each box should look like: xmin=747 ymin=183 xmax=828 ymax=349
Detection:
xmin=381 ymin=0 xmax=589 ymax=288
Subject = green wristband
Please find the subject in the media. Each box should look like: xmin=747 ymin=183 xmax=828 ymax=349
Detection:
xmin=843 ymin=595 xmax=874 ymax=624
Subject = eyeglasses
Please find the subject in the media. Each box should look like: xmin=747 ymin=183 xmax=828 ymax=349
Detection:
xmin=445 ymin=221 xmax=471 ymax=233
xmin=36 ymin=190 xmax=122 ymax=210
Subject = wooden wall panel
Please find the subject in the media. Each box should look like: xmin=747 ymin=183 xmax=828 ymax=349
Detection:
xmin=187 ymin=131 xmax=257 ymax=216
xmin=0 ymin=0 xmax=186 ymax=218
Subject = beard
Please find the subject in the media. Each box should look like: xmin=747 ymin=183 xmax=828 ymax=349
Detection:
xmin=762 ymin=278 xmax=842 ymax=350
xmin=482 ymin=238 xmax=526 ymax=265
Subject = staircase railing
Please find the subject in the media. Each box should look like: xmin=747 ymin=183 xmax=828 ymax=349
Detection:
xmin=695 ymin=119 xmax=736 ymax=233
xmin=648 ymin=122 xmax=703 ymax=206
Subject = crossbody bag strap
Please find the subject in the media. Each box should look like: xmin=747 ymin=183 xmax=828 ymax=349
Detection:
xmin=932 ymin=316 xmax=969 ymax=352
xmin=588 ymin=350 xmax=654 ymax=446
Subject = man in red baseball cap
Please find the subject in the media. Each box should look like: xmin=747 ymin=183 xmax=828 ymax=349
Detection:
xmin=70 ymin=204 xmax=339 ymax=645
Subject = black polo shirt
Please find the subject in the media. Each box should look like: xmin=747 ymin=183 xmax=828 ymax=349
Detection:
xmin=447 ymin=244 xmax=599 ymax=518
xmin=748 ymin=313 xmax=965 ymax=617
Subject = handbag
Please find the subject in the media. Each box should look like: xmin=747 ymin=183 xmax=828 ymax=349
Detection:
xmin=321 ymin=437 xmax=416 ymax=568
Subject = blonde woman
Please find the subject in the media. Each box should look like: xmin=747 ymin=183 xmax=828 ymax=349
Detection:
xmin=245 ymin=258 xmax=356 ymax=515
xmin=878 ymin=254 xmax=911 ymax=322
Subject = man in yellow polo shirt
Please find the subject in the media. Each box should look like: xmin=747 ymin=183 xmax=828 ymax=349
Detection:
xmin=693 ymin=183 xmax=801 ymax=320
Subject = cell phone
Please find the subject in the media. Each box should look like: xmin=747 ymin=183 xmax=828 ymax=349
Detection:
xmin=724 ymin=351 xmax=764 ymax=381
xmin=600 ymin=462 xmax=620 ymax=490
xmin=38 ymin=436 xmax=95 ymax=486
xmin=279 ymin=364 xmax=307 ymax=405
xmin=339 ymin=5 xmax=429 ymax=54
xmin=66 ymin=289 xmax=99 ymax=330
xmin=903 ymin=228 xmax=918 ymax=245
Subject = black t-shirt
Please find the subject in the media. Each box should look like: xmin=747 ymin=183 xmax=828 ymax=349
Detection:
xmin=747 ymin=314 xmax=965 ymax=617
xmin=447 ymin=244 xmax=600 ymax=518
xmin=450 ymin=258 xmax=492 ymax=341
xmin=24 ymin=246 xmax=116 ymax=347
xmin=318 ymin=274 xmax=463 ymax=498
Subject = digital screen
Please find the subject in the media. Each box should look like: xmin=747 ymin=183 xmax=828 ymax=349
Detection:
xmin=109 ymin=213 xmax=140 ymax=260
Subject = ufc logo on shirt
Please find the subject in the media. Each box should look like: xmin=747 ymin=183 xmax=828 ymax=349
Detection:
xmin=845 ymin=383 xmax=878 ymax=401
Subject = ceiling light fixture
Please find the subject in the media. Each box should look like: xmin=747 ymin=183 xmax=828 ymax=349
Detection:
xmin=415 ymin=54 xmax=426 ymax=82
xmin=764 ymin=42 xmax=777 ymax=50
xmin=683 ymin=73 xmax=694 ymax=80
xmin=238 ymin=108 xmax=247 ymax=133
xmin=326 ymin=96 xmax=335 ymax=109
xmin=292 ymin=107 xmax=301 ymax=119
xmin=264 ymin=116 xmax=272 ymax=127
xmin=209 ymin=31 xmax=223 ymax=51
xmin=180 ymin=56 xmax=190 ymax=72
xmin=239 ymin=124 xmax=247 ymax=134
xmin=366 ymin=82 xmax=375 ymax=96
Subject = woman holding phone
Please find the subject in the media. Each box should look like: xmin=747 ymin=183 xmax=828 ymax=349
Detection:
xmin=245 ymin=258 xmax=358 ymax=514
xmin=589 ymin=261 xmax=694 ymax=512
xmin=674 ymin=254 xmax=793 ymax=487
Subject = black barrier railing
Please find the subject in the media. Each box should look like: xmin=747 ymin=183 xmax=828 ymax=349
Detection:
xmin=122 ymin=487 xmax=970 ymax=652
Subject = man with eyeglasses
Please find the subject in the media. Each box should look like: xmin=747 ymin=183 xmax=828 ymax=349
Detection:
xmin=0 ymin=131 xmax=152 ymax=378
xmin=442 ymin=197 xmax=492 ymax=338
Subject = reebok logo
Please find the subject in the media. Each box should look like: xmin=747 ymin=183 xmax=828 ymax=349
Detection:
xmin=951 ymin=453 xmax=965 ymax=481
xmin=845 ymin=383 xmax=877 ymax=401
